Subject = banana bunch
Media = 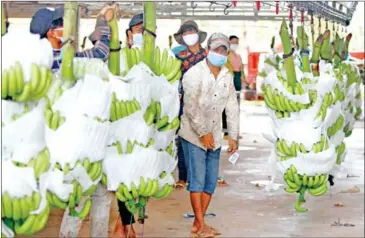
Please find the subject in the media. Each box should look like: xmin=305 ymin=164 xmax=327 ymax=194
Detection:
xmin=24 ymin=148 xmax=50 ymax=180
xmin=110 ymin=93 xmax=141 ymax=122
xmin=164 ymin=141 xmax=174 ymax=156
xmin=1 ymin=192 xmax=50 ymax=235
xmin=301 ymin=77 xmax=312 ymax=85
xmin=54 ymin=159 xmax=102 ymax=183
xmin=111 ymin=140 xmax=135 ymax=154
xmin=284 ymin=165 xmax=328 ymax=212
xmin=335 ymin=142 xmax=346 ymax=165
xmin=2 ymin=62 xmax=53 ymax=102
xmin=46 ymin=180 xmax=82 ymax=210
xmin=121 ymin=47 xmax=182 ymax=83
xmin=327 ymin=115 xmax=344 ymax=137
xmin=143 ymin=99 xmax=180 ymax=130
xmin=115 ymin=172 xmax=174 ymax=214
xmin=314 ymin=91 xmax=342 ymax=122
xmin=44 ymin=108 xmax=66 ymax=130
xmin=73 ymin=58 xmax=109 ymax=81
xmin=276 ymin=139 xmax=307 ymax=160
xmin=261 ymin=83 xmax=310 ymax=119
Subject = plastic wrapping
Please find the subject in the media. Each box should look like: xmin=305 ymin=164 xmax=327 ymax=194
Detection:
xmin=89 ymin=185 xmax=114 ymax=237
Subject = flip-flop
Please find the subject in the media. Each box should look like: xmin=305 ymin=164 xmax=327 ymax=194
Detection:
xmin=184 ymin=213 xmax=216 ymax=218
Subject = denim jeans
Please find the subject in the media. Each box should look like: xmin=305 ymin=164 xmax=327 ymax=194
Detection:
xmin=181 ymin=138 xmax=221 ymax=194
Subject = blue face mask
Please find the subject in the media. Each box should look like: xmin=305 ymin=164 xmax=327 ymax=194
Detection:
xmin=207 ymin=51 xmax=227 ymax=67
xmin=132 ymin=34 xmax=143 ymax=47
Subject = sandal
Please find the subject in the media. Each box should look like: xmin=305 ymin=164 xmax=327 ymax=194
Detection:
xmin=192 ymin=227 xmax=215 ymax=238
xmin=209 ymin=227 xmax=221 ymax=236
xmin=217 ymin=177 xmax=229 ymax=187
xmin=174 ymin=180 xmax=187 ymax=190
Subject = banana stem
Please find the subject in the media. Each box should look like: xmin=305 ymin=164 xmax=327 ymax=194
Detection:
xmin=311 ymin=34 xmax=325 ymax=77
xmin=270 ymin=36 xmax=275 ymax=50
xmin=297 ymin=26 xmax=310 ymax=73
xmin=142 ymin=2 xmax=156 ymax=70
xmin=333 ymin=33 xmax=343 ymax=68
xmin=344 ymin=33 xmax=352 ymax=59
xmin=108 ymin=11 xmax=121 ymax=76
xmin=61 ymin=2 xmax=78 ymax=82
xmin=1 ymin=3 xmax=6 ymax=36
xmin=280 ymin=19 xmax=296 ymax=87
xmin=320 ymin=30 xmax=332 ymax=63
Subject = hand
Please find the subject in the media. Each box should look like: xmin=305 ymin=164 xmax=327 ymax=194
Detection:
xmin=228 ymin=138 xmax=238 ymax=155
xmin=200 ymin=133 xmax=215 ymax=150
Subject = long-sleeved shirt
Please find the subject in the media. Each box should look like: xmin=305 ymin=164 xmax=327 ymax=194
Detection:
xmin=52 ymin=27 xmax=111 ymax=71
xmin=178 ymin=60 xmax=239 ymax=151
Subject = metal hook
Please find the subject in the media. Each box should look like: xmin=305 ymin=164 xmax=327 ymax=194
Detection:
xmin=209 ymin=2 xmax=216 ymax=12
xmin=191 ymin=1 xmax=197 ymax=10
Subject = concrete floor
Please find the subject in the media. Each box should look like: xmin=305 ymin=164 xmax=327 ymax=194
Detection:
xmin=27 ymin=103 xmax=364 ymax=237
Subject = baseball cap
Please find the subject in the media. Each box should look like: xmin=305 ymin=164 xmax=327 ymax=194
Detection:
xmin=129 ymin=13 xmax=143 ymax=29
xmin=207 ymin=33 xmax=230 ymax=52
xmin=30 ymin=7 xmax=64 ymax=37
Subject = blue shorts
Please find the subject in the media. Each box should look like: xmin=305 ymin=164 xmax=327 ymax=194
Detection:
xmin=181 ymin=138 xmax=221 ymax=195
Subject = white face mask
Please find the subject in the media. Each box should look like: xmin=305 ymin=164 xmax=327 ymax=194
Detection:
xmin=230 ymin=44 xmax=239 ymax=51
xmin=132 ymin=33 xmax=143 ymax=47
xmin=183 ymin=33 xmax=199 ymax=46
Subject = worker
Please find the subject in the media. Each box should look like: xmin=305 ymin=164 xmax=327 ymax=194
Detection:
xmin=172 ymin=20 xmax=208 ymax=190
xmin=29 ymin=7 xmax=111 ymax=71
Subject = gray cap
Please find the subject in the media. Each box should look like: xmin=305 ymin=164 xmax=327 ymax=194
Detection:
xmin=129 ymin=13 xmax=143 ymax=29
xmin=173 ymin=20 xmax=207 ymax=45
xmin=30 ymin=7 xmax=64 ymax=37
xmin=207 ymin=33 xmax=230 ymax=52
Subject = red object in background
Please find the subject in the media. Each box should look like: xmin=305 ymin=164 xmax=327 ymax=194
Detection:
xmin=256 ymin=1 xmax=261 ymax=11
xmin=247 ymin=52 xmax=263 ymax=84
xmin=289 ymin=5 xmax=293 ymax=20
xmin=232 ymin=1 xmax=237 ymax=7
xmin=275 ymin=1 xmax=279 ymax=15
xmin=350 ymin=52 xmax=365 ymax=61
xmin=301 ymin=10 xmax=304 ymax=23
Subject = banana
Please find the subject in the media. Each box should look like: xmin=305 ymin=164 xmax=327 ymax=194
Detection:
xmin=126 ymin=140 xmax=134 ymax=154
xmin=302 ymin=174 xmax=308 ymax=186
xmin=285 ymin=178 xmax=300 ymax=190
xmin=285 ymin=187 xmax=299 ymax=193
xmin=131 ymin=183 xmax=139 ymax=199
xmin=29 ymin=203 xmax=50 ymax=233
xmin=88 ymin=162 xmax=100 ymax=180
xmin=1 ymin=70 xmax=9 ymax=98
xmin=138 ymin=177 xmax=146 ymax=195
xmin=83 ymin=158 xmax=91 ymax=172
xmin=312 ymin=174 xmax=320 ymax=187
xmin=295 ymin=101 xmax=307 ymax=110
xmin=78 ymin=198 xmax=92 ymax=219
xmin=132 ymin=99 xmax=141 ymax=111
xmin=278 ymin=93 xmax=288 ymax=111
xmin=34 ymin=150 xmax=50 ymax=179
xmin=156 ymin=116 xmax=169 ymax=129
xmin=115 ymin=190 xmax=127 ymax=202
xmin=276 ymin=140 xmax=285 ymax=155
xmin=90 ymin=162 xmax=102 ymax=181
xmin=265 ymin=85 xmax=275 ymax=104
xmin=286 ymin=169 xmax=294 ymax=182
xmin=8 ymin=67 xmax=17 ymax=97
xmin=166 ymin=59 xmax=182 ymax=81
xmin=130 ymin=48 xmax=137 ymax=67
xmin=63 ymin=163 xmax=70 ymax=175
xmin=14 ymin=215 xmax=36 ymax=235
xmin=115 ymin=101 xmax=121 ymax=119
xmin=307 ymin=177 xmax=313 ymax=187
xmin=120 ymin=101 xmax=128 ymax=118
xmin=155 ymin=101 xmax=162 ymax=120
xmin=318 ymin=174 xmax=327 ymax=185
xmin=309 ymin=182 xmax=327 ymax=196
xmin=29 ymin=63 xmax=41 ymax=93
xmin=149 ymin=179 xmax=159 ymax=197
xmin=14 ymin=61 xmax=24 ymax=94
xmin=154 ymin=46 xmax=161 ymax=75
xmin=101 ymin=174 xmax=108 ymax=186
xmin=31 ymin=66 xmax=47 ymax=98
xmin=83 ymin=184 xmax=97 ymax=196
xmin=68 ymin=193 xmax=76 ymax=209
xmin=163 ymin=57 xmax=174 ymax=76
xmin=153 ymin=184 xmax=170 ymax=198
xmin=115 ymin=141 xmax=123 ymax=154
xmin=160 ymin=49 xmax=168 ymax=74
xmin=122 ymin=185 xmax=133 ymax=200
xmin=110 ymin=102 xmax=117 ymax=121
xmin=142 ymin=179 xmax=153 ymax=197
xmin=52 ymin=194 xmax=67 ymax=209
xmin=3 ymin=192 xmax=13 ymax=219
xmin=294 ymin=200 xmax=308 ymax=213
xmin=169 ymin=70 xmax=182 ymax=84
xmin=12 ymin=198 xmax=21 ymax=221
xmin=281 ymin=140 xmax=292 ymax=156
xmin=264 ymin=96 xmax=276 ymax=110
xmin=75 ymin=185 xmax=82 ymax=204
xmin=50 ymin=110 xmax=60 ymax=130
xmin=289 ymin=142 xmax=297 ymax=157
xmin=273 ymin=90 xmax=284 ymax=111
xmin=135 ymin=48 xmax=142 ymax=64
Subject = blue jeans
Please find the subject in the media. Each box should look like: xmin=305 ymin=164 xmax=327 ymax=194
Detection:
xmin=181 ymin=138 xmax=221 ymax=195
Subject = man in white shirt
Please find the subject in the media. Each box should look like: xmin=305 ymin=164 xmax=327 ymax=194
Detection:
xmin=179 ymin=33 xmax=239 ymax=237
